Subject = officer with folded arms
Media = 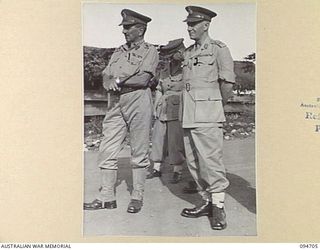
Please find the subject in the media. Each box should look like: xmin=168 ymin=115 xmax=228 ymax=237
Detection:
xmin=84 ymin=9 xmax=159 ymax=213
xmin=180 ymin=6 xmax=235 ymax=230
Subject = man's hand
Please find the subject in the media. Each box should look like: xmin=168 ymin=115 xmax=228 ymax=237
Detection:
xmin=219 ymin=79 xmax=234 ymax=106
xmin=103 ymin=75 xmax=121 ymax=92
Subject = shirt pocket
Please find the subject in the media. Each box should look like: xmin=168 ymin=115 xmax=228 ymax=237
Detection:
xmin=194 ymin=53 xmax=216 ymax=78
xmin=197 ymin=53 xmax=215 ymax=65
xmin=121 ymin=55 xmax=141 ymax=75
xmin=129 ymin=53 xmax=143 ymax=66
xmin=166 ymin=94 xmax=181 ymax=120
xmin=191 ymin=88 xmax=225 ymax=123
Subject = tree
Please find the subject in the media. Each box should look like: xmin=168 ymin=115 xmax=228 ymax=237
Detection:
xmin=83 ymin=47 xmax=115 ymax=90
xmin=234 ymin=53 xmax=256 ymax=93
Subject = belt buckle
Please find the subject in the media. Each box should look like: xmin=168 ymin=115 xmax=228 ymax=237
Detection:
xmin=186 ymin=83 xmax=190 ymax=92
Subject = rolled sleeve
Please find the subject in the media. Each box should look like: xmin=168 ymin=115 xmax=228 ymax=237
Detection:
xmin=217 ymin=46 xmax=236 ymax=83
xmin=102 ymin=64 xmax=111 ymax=78
xmin=102 ymin=51 xmax=118 ymax=78
xmin=139 ymin=46 xmax=159 ymax=77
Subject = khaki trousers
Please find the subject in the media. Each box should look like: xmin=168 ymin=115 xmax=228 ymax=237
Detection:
xmin=150 ymin=119 xmax=185 ymax=165
xmin=183 ymin=127 xmax=229 ymax=201
xmin=97 ymin=89 xmax=152 ymax=201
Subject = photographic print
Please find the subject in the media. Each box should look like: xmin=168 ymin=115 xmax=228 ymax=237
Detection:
xmin=82 ymin=3 xmax=256 ymax=236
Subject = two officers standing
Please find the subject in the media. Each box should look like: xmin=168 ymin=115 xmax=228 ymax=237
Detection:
xmin=85 ymin=5 xmax=235 ymax=231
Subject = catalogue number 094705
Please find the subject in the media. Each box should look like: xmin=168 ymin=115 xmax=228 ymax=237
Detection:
xmin=300 ymin=244 xmax=318 ymax=249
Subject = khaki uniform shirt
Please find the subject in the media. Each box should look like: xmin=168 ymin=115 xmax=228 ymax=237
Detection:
xmin=181 ymin=37 xmax=235 ymax=128
xmin=156 ymin=65 xmax=184 ymax=121
xmin=102 ymin=40 xmax=158 ymax=85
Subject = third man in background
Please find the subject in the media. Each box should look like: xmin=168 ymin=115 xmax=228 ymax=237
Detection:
xmin=147 ymin=39 xmax=186 ymax=184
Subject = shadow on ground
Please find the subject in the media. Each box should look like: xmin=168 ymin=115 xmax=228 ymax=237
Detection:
xmin=116 ymin=157 xmax=133 ymax=194
xmin=108 ymin=154 xmax=256 ymax=215
xmin=226 ymin=173 xmax=256 ymax=214
xmin=153 ymin=163 xmax=256 ymax=215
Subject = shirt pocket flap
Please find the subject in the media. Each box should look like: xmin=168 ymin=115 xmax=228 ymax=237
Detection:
xmin=197 ymin=53 xmax=215 ymax=65
xmin=167 ymin=95 xmax=180 ymax=105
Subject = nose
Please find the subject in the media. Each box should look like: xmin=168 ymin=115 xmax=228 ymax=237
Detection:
xmin=187 ymin=25 xmax=193 ymax=31
xmin=122 ymin=28 xmax=128 ymax=34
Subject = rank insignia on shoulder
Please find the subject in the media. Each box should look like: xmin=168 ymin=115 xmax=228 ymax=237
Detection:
xmin=186 ymin=44 xmax=193 ymax=51
xmin=212 ymin=40 xmax=226 ymax=48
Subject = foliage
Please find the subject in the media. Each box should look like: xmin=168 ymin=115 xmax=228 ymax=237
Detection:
xmin=83 ymin=46 xmax=256 ymax=91
xmin=83 ymin=47 xmax=115 ymax=90
xmin=234 ymin=61 xmax=255 ymax=91
xmin=244 ymin=53 xmax=256 ymax=62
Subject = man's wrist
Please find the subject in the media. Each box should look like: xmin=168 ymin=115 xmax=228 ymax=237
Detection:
xmin=115 ymin=77 xmax=125 ymax=87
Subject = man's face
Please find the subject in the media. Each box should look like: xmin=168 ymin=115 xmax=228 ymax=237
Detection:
xmin=172 ymin=50 xmax=184 ymax=62
xmin=187 ymin=21 xmax=208 ymax=41
xmin=122 ymin=24 xmax=143 ymax=44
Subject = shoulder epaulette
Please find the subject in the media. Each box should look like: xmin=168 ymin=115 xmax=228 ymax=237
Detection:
xmin=211 ymin=40 xmax=226 ymax=48
xmin=143 ymin=42 xmax=151 ymax=49
xmin=114 ymin=47 xmax=121 ymax=53
xmin=186 ymin=44 xmax=194 ymax=51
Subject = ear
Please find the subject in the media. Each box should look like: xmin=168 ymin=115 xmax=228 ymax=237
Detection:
xmin=138 ymin=26 xmax=145 ymax=36
xmin=203 ymin=21 xmax=210 ymax=31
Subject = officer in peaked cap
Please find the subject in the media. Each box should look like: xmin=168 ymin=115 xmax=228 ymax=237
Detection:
xmin=183 ymin=5 xmax=217 ymax=23
xmin=180 ymin=6 xmax=236 ymax=230
xmin=147 ymin=38 xmax=186 ymax=184
xmin=84 ymin=9 xmax=159 ymax=214
xmin=159 ymin=38 xmax=185 ymax=56
xmin=119 ymin=9 xmax=152 ymax=26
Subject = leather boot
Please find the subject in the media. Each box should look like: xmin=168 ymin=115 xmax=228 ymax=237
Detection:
xmin=84 ymin=199 xmax=117 ymax=210
xmin=171 ymin=165 xmax=183 ymax=184
xmin=171 ymin=172 xmax=182 ymax=184
xmin=146 ymin=169 xmax=161 ymax=179
xmin=83 ymin=169 xmax=117 ymax=210
xmin=147 ymin=162 xmax=161 ymax=179
xmin=210 ymin=205 xmax=227 ymax=230
xmin=181 ymin=200 xmax=212 ymax=218
xmin=127 ymin=199 xmax=143 ymax=213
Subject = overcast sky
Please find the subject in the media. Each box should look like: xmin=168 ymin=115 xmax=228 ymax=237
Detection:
xmin=82 ymin=3 xmax=255 ymax=60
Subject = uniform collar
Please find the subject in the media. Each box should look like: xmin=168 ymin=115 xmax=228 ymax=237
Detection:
xmin=194 ymin=36 xmax=211 ymax=51
xmin=123 ymin=39 xmax=145 ymax=51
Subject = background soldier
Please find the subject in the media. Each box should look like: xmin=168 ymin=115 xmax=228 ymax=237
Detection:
xmin=84 ymin=9 xmax=159 ymax=213
xmin=147 ymin=39 xmax=186 ymax=184
xmin=180 ymin=6 xmax=235 ymax=230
